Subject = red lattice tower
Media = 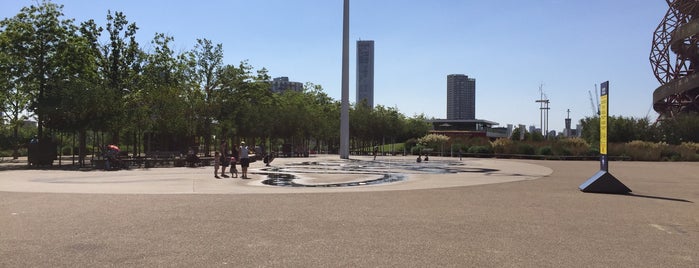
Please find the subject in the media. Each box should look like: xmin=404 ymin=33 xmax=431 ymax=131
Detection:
xmin=650 ymin=0 xmax=699 ymax=118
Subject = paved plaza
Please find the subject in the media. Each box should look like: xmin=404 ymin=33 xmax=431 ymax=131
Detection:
xmin=1 ymin=155 xmax=697 ymax=267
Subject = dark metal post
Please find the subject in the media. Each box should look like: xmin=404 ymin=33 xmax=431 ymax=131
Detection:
xmin=340 ymin=0 xmax=350 ymax=159
xmin=580 ymin=81 xmax=630 ymax=194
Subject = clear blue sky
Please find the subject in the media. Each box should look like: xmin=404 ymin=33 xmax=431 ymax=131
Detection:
xmin=1 ymin=0 xmax=669 ymax=132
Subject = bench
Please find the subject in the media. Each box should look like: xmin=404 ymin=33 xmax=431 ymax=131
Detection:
xmin=144 ymin=151 xmax=181 ymax=168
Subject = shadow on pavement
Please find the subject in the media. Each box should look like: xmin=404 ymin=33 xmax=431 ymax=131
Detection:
xmin=627 ymin=193 xmax=693 ymax=203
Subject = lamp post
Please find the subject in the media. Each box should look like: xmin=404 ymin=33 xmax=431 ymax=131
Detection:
xmin=535 ymin=84 xmax=550 ymax=139
xmin=340 ymin=0 xmax=350 ymax=159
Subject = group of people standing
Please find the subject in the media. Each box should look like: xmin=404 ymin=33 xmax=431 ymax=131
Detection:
xmin=214 ymin=141 xmax=251 ymax=179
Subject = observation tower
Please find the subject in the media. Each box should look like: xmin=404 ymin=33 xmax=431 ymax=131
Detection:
xmin=650 ymin=0 xmax=699 ymax=118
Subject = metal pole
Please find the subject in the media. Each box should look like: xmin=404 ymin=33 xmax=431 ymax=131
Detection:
xmin=340 ymin=0 xmax=350 ymax=159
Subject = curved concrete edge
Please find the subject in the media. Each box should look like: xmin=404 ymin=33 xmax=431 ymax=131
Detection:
xmin=0 ymin=156 xmax=553 ymax=195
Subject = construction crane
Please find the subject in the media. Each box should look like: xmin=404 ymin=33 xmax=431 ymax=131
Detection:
xmin=588 ymin=84 xmax=600 ymax=116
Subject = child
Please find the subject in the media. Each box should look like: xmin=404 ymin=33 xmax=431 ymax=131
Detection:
xmin=230 ymin=156 xmax=238 ymax=178
xmin=214 ymin=151 xmax=221 ymax=179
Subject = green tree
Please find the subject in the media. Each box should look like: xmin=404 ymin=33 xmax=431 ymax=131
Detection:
xmin=135 ymin=33 xmax=191 ymax=152
xmin=0 ymin=1 xmax=76 ymax=138
xmin=580 ymin=116 xmax=599 ymax=145
xmin=510 ymin=127 xmax=523 ymax=141
xmin=349 ymin=100 xmax=373 ymax=152
xmin=0 ymin=28 xmax=32 ymax=158
xmin=657 ymin=114 xmax=699 ymax=144
xmin=101 ymin=10 xmax=141 ymax=144
xmin=580 ymin=116 xmax=657 ymax=145
xmin=401 ymin=114 xmax=431 ymax=142
xmin=303 ymin=82 xmax=339 ymax=152
xmin=42 ymin=27 xmax=104 ymax=166
xmin=192 ymin=38 xmax=223 ymax=155
xmin=232 ymin=65 xmax=274 ymax=142
xmin=372 ymin=105 xmax=403 ymax=149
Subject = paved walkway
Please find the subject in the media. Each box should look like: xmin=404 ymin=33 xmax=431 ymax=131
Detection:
xmin=1 ymin=156 xmax=697 ymax=267
xmin=0 ymin=156 xmax=551 ymax=194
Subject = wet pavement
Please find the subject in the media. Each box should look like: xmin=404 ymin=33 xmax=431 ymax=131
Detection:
xmin=0 ymin=155 xmax=552 ymax=194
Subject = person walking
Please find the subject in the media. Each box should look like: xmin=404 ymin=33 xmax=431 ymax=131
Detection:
xmin=230 ymin=144 xmax=239 ymax=177
xmin=230 ymin=155 xmax=238 ymax=178
xmin=214 ymin=151 xmax=221 ymax=179
xmin=219 ymin=140 xmax=229 ymax=178
xmin=239 ymin=141 xmax=251 ymax=179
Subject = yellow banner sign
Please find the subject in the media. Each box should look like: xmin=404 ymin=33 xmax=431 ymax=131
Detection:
xmin=600 ymin=94 xmax=608 ymax=155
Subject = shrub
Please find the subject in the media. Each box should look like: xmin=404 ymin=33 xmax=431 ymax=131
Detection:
xmin=0 ymin=148 xmax=27 ymax=158
xmin=418 ymin=134 xmax=450 ymax=151
xmin=517 ymin=144 xmax=536 ymax=155
xmin=538 ymin=146 xmax=553 ymax=155
xmin=677 ymin=142 xmax=699 ymax=161
xmin=624 ymin=140 xmax=666 ymax=161
xmin=608 ymin=143 xmax=626 ymax=157
xmin=556 ymin=138 xmax=590 ymax=156
xmin=491 ymin=138 xmax=514 ymax=154
xmin=410 ymin=145 xmax=423 ymax=155
xmin=61 ymin=146 xmax=74 ymax=156
xmin=465 ymin=137 xmax=491 ymax=147
xmin=452 ymin=144 xmax=468 ymax=153
xmin=661 ymin=148 xmax=681 ymax=161
xmin=679 ymin=142 xmax=699 ymax=152
xmin=0 ymin=150 xmax=12 ymax=158
xmin=467 ymin=145 xmax=492 ymax=154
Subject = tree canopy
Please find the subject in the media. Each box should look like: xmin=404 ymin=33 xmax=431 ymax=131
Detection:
xmin=0 ymin=1 xmax=431 ymax=156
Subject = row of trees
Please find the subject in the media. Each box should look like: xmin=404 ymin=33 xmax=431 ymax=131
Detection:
xmin=410 ymin=114 xmax=699 ymax=160
xmin=577 ymin=114 xmax=699 ymax=145
xmin=0 ymin=1 xmax=431 ymax=164
xmin=503 ymin=115 xmax=699 ymax=145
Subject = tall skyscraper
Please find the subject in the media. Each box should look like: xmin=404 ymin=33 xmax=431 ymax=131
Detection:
xmin=447 ymin=74 xmax=476 ymax=120
xmin=356 ymin=40 xmax=374 ymax=107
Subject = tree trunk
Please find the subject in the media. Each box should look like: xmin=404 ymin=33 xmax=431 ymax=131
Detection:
xmin=78 ymin=129 xmax=87 ymax=167
xmin=133 ymin=131 xmax=138 ymax=157
xmin=12 ymin=123 xmax=19 ymax=159
xmin=111 ymin=130 xmax=120 ymax=146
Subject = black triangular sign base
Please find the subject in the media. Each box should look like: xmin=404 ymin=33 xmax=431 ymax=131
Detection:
xmin=579 ymin=170 xmax=631 ymax=194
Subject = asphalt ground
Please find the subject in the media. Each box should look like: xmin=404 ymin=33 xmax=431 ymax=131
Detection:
xmin=0 ymin=156 xmax=697 ymax=267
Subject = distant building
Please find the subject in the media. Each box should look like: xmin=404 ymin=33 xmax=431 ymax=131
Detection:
xmin=488 ymin=124 xmax=513 ymax=139
xmin=356 ymin=40 xmax=374 ymax=107
xmin=447 ymin=74 xmax=476 ymax=120
xmin=518 ymin=124 xmax=527 ymax=140
xmin=426 ymin=74 xmax=502 ymax=139
xmin=427 ymin=119 xmax=499 ymax=139
xmin=574 ymin=124 xmax=582 ymax=137
xmin=270 ymin=77 xmax=303 ymax=93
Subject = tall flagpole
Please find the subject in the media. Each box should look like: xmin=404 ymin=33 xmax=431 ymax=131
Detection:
xmin=340 ymin=0 xmax=350 ymax=159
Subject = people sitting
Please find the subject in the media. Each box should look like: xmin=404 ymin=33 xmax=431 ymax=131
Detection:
xmin=263 ymin=152 xmax=275 ymax=167
xmin=185 ymin=149 xmax=200 ymax=167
